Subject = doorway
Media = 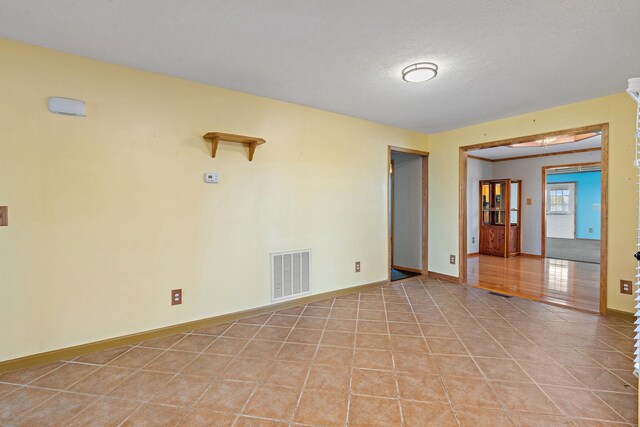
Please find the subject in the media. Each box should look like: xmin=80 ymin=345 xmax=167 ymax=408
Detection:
xmin=459 ymin=124 xmax=609 ymax=314
xmin=388 ymin=146 xmax=429 ymax=282
xmin=543 ymin=163 xmax=602 ymax=265
xmin=546 ymin=182 xmax=577 ymax=239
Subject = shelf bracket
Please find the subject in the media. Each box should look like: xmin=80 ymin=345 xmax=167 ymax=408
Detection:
xmin=210 ymin=135 xmax=220 ymax=158
xmin=248 ymin=141 xmax=257 ymax=161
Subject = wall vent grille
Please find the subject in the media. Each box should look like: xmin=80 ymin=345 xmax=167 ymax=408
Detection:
xmin=271 ymin=249 xmax=311 ymax=302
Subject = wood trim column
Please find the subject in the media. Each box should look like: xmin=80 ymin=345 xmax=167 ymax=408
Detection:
xmin=459 ymin=148 xmax=468 ymax=283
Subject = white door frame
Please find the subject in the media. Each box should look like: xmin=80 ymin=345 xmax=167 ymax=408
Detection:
xmin=546 ymin=181 xmax=577 ymax=239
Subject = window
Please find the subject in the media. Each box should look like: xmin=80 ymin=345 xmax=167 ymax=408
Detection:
xmin=549 ymin=188 xmax=570 ymax=214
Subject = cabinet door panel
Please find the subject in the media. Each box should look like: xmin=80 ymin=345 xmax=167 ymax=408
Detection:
xmin=484 ymin=226 xmax=504 ymax=256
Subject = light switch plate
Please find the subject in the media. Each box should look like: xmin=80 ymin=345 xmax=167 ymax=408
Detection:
xmin=204 ymin=172 xmax=220 ymax=183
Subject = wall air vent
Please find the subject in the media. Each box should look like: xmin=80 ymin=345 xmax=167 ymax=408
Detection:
xmin=271 ymin=249 xmax=311 ymax=302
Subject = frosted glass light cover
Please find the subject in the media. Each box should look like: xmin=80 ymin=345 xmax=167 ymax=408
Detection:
xmin=402 ymin=62 xmax=438 ymax=83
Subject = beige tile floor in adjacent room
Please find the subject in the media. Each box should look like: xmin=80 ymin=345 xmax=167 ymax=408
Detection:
xmin=0 ymin=277 xmax=637 ymax=426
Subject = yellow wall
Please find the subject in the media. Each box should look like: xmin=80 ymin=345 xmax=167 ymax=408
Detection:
xmin=0 ymin=39 xmax=428 ymax=362
xmin=429 ymin=93 xmax=638 ymax=313
xmin=2 ymin=38 xmax=637 ymax=363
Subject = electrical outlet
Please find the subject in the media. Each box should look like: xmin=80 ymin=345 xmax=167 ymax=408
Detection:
xmin=172 ymin=289 xmax=183 ymax=305
xmin=449 ymin=255 xmax=456 ymax=265
xmin=472 ymin=236 xmax=475 ymax=244
xmin=355 ymin=261 xmax=361 ymax=272
xmin=588 ymin=227 xmax=593 ymax=233
xmin=620 ymin=280 xmax=632 ymax=295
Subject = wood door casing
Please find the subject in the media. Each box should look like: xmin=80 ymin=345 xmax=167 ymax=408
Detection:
xmin=459 ymin=123 xmax=609 ymax=315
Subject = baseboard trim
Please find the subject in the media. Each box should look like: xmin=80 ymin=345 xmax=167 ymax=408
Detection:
xmin=605 ymin=308 xmax=635 ymax=323
xmin=391 ymin=265 xmax=422 ymax=274
xmin=520 ymin=253 xmax=543 ymax=258
xmin=427 ymin=271 xmax=461 ymax=283
xmin=0 ymin=279 xmax=387 ymax=374
xmin=467 ymin=252 xmax=479 ymax=256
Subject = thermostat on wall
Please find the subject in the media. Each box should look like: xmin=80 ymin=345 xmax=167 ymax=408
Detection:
xmin=204 ymin=172 xmax=220 ymax=184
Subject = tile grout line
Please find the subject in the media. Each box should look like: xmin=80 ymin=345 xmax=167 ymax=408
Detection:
xmin=0 ymin=354 xmax=96 ymax=420
xmin=289 ymin=296 xmax=337 ymax=426
xmin=165 ymin=317 xmax=272 ymax=426
xmin=86 ymin=315 xmax=276 ymax=425
xmin=493 ymin=299 xmax=638 ymax=395
xmin=15 ymin=349 xmax=137 ymax=424
xmin=115 ymin=323 xmax=236 ymax=426
xmin=16 ymin=331 xmax=196 ymax=425
xmin=343 ymin=290 xmax=361 ymax=427
xmin=124 ymin=327 xmax=237 ymax=424
xmin=401 ymin=279 xmax=462 ymax=427
xmin=20 ymin=328 xmax=229 ymax=425
xmin=420 ymin=277 xmax=468 ymax=427
xmin=447 ymin=283 xmax=571 ymax=421
xmin=380 ymin=282 xmax=406 ymax=427
xmin=444 ymin=279 xmax=631 ymax=424
xmin=221 ymin=310 xmax=297 ymax=427
xmin=224 ymin=303 xmax=342 ymax=425
xmin=486 ymin=296 xmax=634 ymax=422
xmin=419 ymin=277 xmax=520 ymax=426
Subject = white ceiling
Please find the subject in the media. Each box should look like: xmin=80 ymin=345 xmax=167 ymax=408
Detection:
xmin=1 ymin=1 xmax=639 ymax=133
xmin=468 ymin=134 xmax=601 ymax=160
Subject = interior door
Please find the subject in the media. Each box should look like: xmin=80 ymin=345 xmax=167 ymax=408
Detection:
xmin=546 ymin=182 xmax=576 ymax=239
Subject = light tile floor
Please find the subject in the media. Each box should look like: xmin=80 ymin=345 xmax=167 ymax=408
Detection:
xmin=0 ymin=277 xmax=637 ymax=426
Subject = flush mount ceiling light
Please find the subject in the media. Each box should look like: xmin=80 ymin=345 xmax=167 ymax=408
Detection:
xmin=402 ymin=62 xmax=438 ymax=83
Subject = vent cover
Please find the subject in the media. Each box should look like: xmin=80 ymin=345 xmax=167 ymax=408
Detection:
xmin=271 ymin=249 xmax=311 ymax=302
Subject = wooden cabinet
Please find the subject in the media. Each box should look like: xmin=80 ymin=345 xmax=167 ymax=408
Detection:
xmin=479 ymin=179 xmax=521 ymax=257
xmin=479 ymin=224 xmax=505 ymax=256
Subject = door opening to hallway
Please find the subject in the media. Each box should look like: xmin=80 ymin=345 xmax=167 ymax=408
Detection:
xmin=388 ymin=146 xmax=429 ymax=282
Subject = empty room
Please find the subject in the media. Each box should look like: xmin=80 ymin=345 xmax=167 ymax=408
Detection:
xmin=0 ymin=1 xmax=639 ymax=426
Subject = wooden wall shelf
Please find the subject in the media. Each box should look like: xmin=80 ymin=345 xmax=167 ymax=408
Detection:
xmin=203 ymin=132 xmax=266 ymax=161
